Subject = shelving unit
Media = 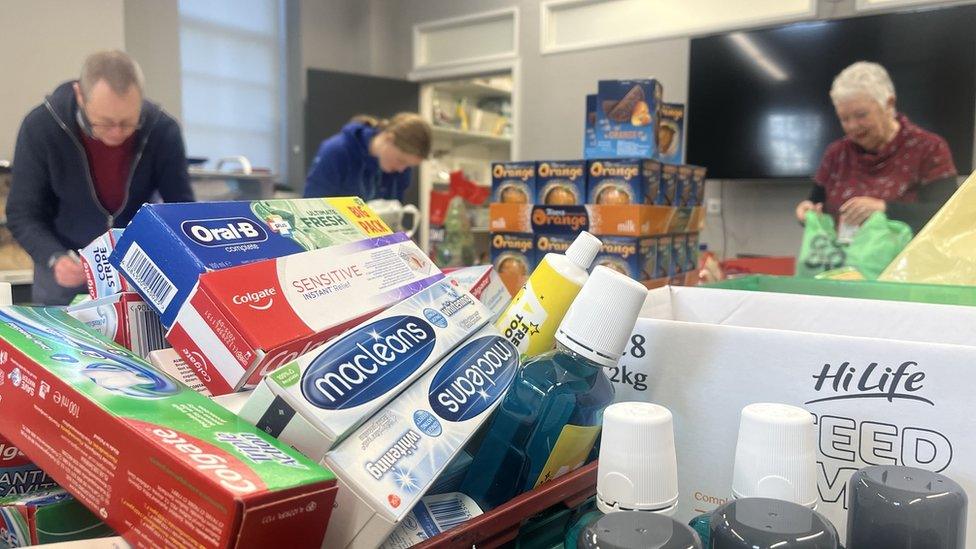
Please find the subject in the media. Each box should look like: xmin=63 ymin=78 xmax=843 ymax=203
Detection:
xmin=418 ymin=73 xmax=514 ymax=264
xmin=430 ymin=126 xmax=511 ymax=147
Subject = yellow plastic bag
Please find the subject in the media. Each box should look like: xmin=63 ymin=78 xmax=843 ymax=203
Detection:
xmin=880 ymin=172 xmax=976 ymax=284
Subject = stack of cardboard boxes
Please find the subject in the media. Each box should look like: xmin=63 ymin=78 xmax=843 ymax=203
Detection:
xmin=489 ymin=78 xmax=707 ymax=294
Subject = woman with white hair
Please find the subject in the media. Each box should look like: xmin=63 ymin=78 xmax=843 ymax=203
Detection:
xmin=795 ymin=61 xmax=957 ymax=233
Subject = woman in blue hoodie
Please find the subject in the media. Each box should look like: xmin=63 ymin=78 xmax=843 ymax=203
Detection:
xmin=304 ymin=113 xmax=431 ymax=201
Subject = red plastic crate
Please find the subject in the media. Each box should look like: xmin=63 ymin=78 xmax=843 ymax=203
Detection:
xmin=416 ymin=462 xmax=598 ymax=548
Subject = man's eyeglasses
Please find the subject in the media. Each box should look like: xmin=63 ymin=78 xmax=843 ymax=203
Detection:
xmin=79 ymin=99 xmax=143 ymax=133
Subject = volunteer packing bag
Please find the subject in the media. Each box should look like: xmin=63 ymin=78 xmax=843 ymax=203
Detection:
xmin=796 ymin=211 xmax=911 ymax=279
xmin=881 ymin=172 xmax=976 ymax=284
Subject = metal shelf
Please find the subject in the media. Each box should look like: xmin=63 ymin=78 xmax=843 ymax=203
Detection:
xmin=431 ymin=126 xmax=511 ymax=147
xmin=431 ymin=80 xmax=511 ymax=100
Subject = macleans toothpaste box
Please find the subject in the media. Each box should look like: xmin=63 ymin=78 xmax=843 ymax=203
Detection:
xmin=167 ymin=232 xmax=443 ymax=395
xmin=110 ymin=197 xmax=392 ymax=327
xmin=80 ymin=230 xmax=129 ymax=299
xmin=323 ymin=325 xmax=520 ymax=549
xmin=66 ymin=292 xmax=167 ymax=359
xmin=0 ymin=488 xmax=114 ymax=547
xmin=239 ymin=279 xmax=492 ymax=460
xmin=0 ymin=306 xmax=337 ymax=548
xmin=444 ymin=265 xmax=512 ymax=321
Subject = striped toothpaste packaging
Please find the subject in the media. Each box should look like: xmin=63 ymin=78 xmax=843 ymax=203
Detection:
xmin=323 ymin=325 xmax=520 ymax=549
xmin=166 ymin=232 xmax=443 ymax=395
xmin=239 ymin=278 xmax=493 ymax=461
xmin=66 ymin=292 xmax=167 ymax=359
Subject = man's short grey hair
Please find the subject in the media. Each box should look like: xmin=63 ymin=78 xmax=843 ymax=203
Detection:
xmin=79 ymin=50 xmax=145 ymax=97
xmin=829 ymin=61 xmax=895 ymax=107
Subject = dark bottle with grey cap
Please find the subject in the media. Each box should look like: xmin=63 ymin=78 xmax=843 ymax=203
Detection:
xmin=710 ymin=497 xmax=839 ymax=548
xmin=578 ymin=511 xmax=701 ymax=549
xmin=846 ymin=465 xmax=966 ymax=549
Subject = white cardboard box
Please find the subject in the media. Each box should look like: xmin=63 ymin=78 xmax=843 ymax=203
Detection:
xmin=613 ymin=286 xmax=976 ymax=544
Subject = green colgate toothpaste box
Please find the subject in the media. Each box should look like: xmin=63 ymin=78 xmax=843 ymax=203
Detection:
xmin=0 ymin=488 xmax=115 ymax=546
xmin=0 ymin=307 xmax=337 ymax=548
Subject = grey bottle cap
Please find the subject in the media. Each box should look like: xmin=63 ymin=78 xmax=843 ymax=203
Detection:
xmin=846 ymin=465 xmax=967 ymax=549
xmin=710 ymin=498 xmax=839 ymax=549
xmin=578 ymin=511 xmax=701 ymax=549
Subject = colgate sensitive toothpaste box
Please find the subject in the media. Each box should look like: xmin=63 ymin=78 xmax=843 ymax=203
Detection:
xmin=79 ymin=230 xmax=129 ymax=299
xmin=239 ymin=279 xmax=492 ymax=460
xmin=0 ymin=306 xmax=337 ymax=548
xmin=66 ymin=293 xmax=167 ymax=359
xmin=110 ymin=197 xmax=391 ymax=327
xmin=167 ymin=232 xmax=443 ymax=395
xmin=324 ymin=325 xmax=520 ymax=549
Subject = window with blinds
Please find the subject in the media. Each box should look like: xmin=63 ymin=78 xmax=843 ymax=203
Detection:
xmin=178 ymin=0 xmax=286 ymax=177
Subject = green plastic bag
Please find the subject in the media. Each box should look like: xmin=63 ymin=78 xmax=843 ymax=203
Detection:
xmin=796 ymin=211 xmax=912 ymax=279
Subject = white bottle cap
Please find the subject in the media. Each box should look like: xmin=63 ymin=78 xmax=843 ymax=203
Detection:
xmin=564 ymin=231 xmax=602 ymax=270
xmin=555 ymin=266 xmax=647 ymax=368
xmin=732 ymin=403 xmax=818 ymax=508
xmin=598 ymin=402 xmax=679 ymax=514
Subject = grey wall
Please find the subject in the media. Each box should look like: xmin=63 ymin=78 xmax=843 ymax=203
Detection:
xmin=0 ymin=0 xmax=181 ymax=161
xmin=124 ymin=0 xmax=183 ymax=121
xmin=0 ymin=0 xmax=126 ymax=161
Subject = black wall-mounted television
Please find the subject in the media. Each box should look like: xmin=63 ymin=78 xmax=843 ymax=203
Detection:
xmin=686 ymin=5 xmax=976 ymax=180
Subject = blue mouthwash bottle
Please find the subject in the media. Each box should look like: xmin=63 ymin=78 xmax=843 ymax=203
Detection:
xmin=460 ymin=266 xmax=649 ymax=511
xmin=689 ymin=402 xmax=819 ymax=546
xmin=564 ymin=402 xmax=680 ymax=548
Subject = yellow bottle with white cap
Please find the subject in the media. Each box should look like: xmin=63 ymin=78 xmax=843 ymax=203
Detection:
xmin=494 ymin=231 xmax=602 ymax=359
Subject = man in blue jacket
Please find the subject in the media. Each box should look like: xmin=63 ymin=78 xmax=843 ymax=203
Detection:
xmin=8 ymin=50 xmax=194 ymax=305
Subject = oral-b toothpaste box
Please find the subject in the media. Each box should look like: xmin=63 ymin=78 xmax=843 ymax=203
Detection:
xmin=239 ymin=279 xmax=492 ymax=461
xmin=0 ymin=436 xmax=54 ymax=499
xmin=167 ymin=232 xmax=443 ymax=395
xmin=0 ymin=489 xmax=114 ymax=547
xmin=657 ymin=102 xmax=685 ymax=164
xmin=66 ymin=292 xmax=166 ymax=359
xmin=323 ymin=325 xmax=520 ymax=549
xmin=79 ymin=230 xmax=129 ymax=299
xmin=0 ymin=306 xmax=337 ymax=548
xmin=444 ymin=265 xmax=511 ymax=322
xmin=110 ymin=197 xmax=391 ymax=327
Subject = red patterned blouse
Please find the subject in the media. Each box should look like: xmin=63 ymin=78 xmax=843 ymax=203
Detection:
xmin=813 ymin=113 xmax=957 ymax=214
